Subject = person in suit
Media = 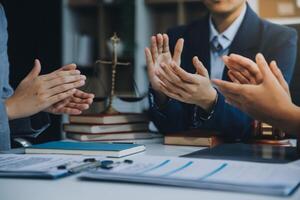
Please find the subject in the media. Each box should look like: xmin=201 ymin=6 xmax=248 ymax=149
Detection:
xmin=0 ymin=4 xmax=94 ymax=150
xmin=213 ymin=53 xmax=300 ymax=134
xmin=146 ymin=0 xmax=297 ymax=140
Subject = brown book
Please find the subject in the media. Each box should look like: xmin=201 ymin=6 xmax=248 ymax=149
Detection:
xmin=63 ymin=122 xmax=149 ymax=134
xmin=69 ymin=113 xmax=149 ymax=125
xmin=164 ymin=130 xmax=222 ymax=147
xmin=66 ymin=131 xmax=162 ymax=142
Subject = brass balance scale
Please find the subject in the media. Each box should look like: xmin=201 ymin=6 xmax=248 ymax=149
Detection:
xmin=92 ymin=33 xmax=147 ymax=114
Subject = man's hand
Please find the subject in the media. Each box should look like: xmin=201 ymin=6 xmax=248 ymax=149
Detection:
xmin=156 ymin=56 xmax=217 ymax=111
xmin=145 ymin=34 xmax=184 ymax=104
xmin=5 ymin=59 xmax=87 ymax=120
xmin=212 ymin=53 xmax=297 ymax=132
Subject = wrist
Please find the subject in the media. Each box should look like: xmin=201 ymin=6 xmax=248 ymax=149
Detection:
xmin=199 ymin=88 xmax=217 ymax=112
xmin=4 ymin=97 xmax=17 ymax=120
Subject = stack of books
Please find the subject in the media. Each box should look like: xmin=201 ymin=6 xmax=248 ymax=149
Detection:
xmin=64 ymin=113 xmax=160 ymax=142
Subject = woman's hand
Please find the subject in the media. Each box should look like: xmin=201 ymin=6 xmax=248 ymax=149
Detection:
xmin=223 ymin=54 xmax=290 ymax=96
xmin=5 ymin=59 xmax=87 ymax=120
xmin=213 ymin=53 xmax=298 ymax=132
xmin=46 ymin=89 xmax=94 ymax=115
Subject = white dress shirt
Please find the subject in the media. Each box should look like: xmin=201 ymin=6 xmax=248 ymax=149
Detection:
xmin=209 ymin=4 xmax=247 ymax=80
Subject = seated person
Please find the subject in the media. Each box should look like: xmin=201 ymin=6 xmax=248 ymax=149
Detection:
xmin=213 ymin=53 xmax=300 ymax=134
xmin=146 ymin=0 xmax=297 ymax=140
xmin=0 ymin=4 xmax=94 ymax=150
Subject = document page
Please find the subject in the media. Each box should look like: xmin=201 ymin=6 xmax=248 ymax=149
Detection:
xmin=0 ymin=154 xmax=103 ymax=178
xmin=82 ymin=155 xmax=300 ymax=196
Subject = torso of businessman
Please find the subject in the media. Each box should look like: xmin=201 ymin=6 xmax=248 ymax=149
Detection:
xmin=149 ymin=4 xmax=297 ymax=141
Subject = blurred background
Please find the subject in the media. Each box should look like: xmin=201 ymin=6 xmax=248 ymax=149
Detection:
xmin=1 ymin=0 xmax=300 ymax=142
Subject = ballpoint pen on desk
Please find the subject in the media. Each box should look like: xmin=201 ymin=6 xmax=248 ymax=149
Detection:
xmin=56 ymin=158 xmax=134 ymax=173
xmin=56 ymin=158 xmax=102 ymax=173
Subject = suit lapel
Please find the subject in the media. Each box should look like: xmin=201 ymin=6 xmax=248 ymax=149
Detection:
xmin=185 ymin=16 xmax=211 ymax=75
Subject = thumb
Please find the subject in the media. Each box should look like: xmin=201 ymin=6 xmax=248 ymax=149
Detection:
xmin=25 ymin=59 xmax=41 ymax=80
xmin=192 ymin=56 xmax=209 ymax=77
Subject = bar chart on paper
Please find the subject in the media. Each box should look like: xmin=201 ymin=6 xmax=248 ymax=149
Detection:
xmin=81 ymin=155 xmax=300 ymax=196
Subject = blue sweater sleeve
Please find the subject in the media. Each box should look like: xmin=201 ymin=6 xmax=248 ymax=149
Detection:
xmin=0 ymin=4 xmax=12 ymax=150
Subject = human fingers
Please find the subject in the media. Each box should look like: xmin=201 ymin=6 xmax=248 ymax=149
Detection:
xmin=229 ymin=70 xmax=250 ymax=84
xmin=170 ymin=62 xmax=197 ymax=84
xmin=73 ymin=89 xmax=95 ymax=99
xmin=145 ymin=47 xmax=155 ymax=77
xmin=45 ymin=74 xmax=86 ymax=90
xmin=255 ymin=53 xmax=272 ymax=80
xmin=41 ymin=69 xmax=81 ymax=81
xmin=151 ymin=36 xmax=159 ymax=61
xmin=228 ymin=70 xmax=241 ymax=84
xmin=65 ymin=102 xmax=90 ymax=110
xmin=159 ymin=83 xmax=187 ymax=102
xmin=53 ymin=64 xmax=77 ymax=74
xmin=157 ymin=33 xmax=163 ymax=54
xmin=162 ymin=33 xmax=170 ymax=53
xmin=156 ymin=67 xmax=190 ymax=96
xmin=59 ymin=63 xmax=77 ymax=71
xmin=192 ymin=56 xmax=209 ymax=77
xmin=52 ymin=97 xmax=71 ymax=110
xmin=159 ymin=63 xmax=183 ymax=87
xmin=269 ymin=61 xmax=290 ymax=96
xmin=212 ymin=79 xmax=243 ymax=95
xmin=226 ymin=54 xmax=262 ymax=84
xmin=70 ymin=96 xmax=94 ymax=104
xmin=46 ymin=80 xmax=86 ymax=98
xmin=47 ymin=89 xmax=77 ymax=108
xmin=53 ymin=106 xmax=82 ymax=115
xmin=22 ymin=59 xmax=42 ymax=82
xmin=173 ymin=38 xmax=184 ymax=64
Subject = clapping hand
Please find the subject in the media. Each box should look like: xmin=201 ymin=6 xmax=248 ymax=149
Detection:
xmin=212 ymin=53 xmax=295 ymax=131
xmin=145 ymin=33 xmax=184 ymax=104
xmin=5 ymin=59 xmax=94 ymax=120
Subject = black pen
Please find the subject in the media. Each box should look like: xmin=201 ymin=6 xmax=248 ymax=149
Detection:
xmin=68 ymin=161 xmax=102 ymax=173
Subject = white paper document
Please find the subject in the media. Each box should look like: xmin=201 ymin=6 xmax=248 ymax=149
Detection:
xmin=0 ymin=154 xmax=103 ymax=179
xmin=81 ymin=155 xmax=300 ymax=196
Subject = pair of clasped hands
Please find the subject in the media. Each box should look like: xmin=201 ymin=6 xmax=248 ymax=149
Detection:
xmin=5 ymin=59 xmax=95 ymax=120
xmin=146 ymin=34 xmax=292 ymax=129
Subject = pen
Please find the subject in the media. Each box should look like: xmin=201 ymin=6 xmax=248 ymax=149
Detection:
xmin=68 ymin=161 xmax=102 ymax=173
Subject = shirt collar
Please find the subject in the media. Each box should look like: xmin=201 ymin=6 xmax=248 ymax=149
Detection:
xmin=209 ymin=4 xmax=247 ymax=48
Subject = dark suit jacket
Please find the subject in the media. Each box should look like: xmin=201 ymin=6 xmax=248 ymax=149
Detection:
xmin=149 ymin=5 xmax=297 ymax=141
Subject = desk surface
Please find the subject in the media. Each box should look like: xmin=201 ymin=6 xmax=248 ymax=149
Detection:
xmin=1 ymin=143 xmax=300 ymax=200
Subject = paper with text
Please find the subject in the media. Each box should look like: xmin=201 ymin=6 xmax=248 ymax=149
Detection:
xmin=82 ymin=155 xmax=300 ymax=196
xmin=0 ymin=154 xmax=103 ymax=178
